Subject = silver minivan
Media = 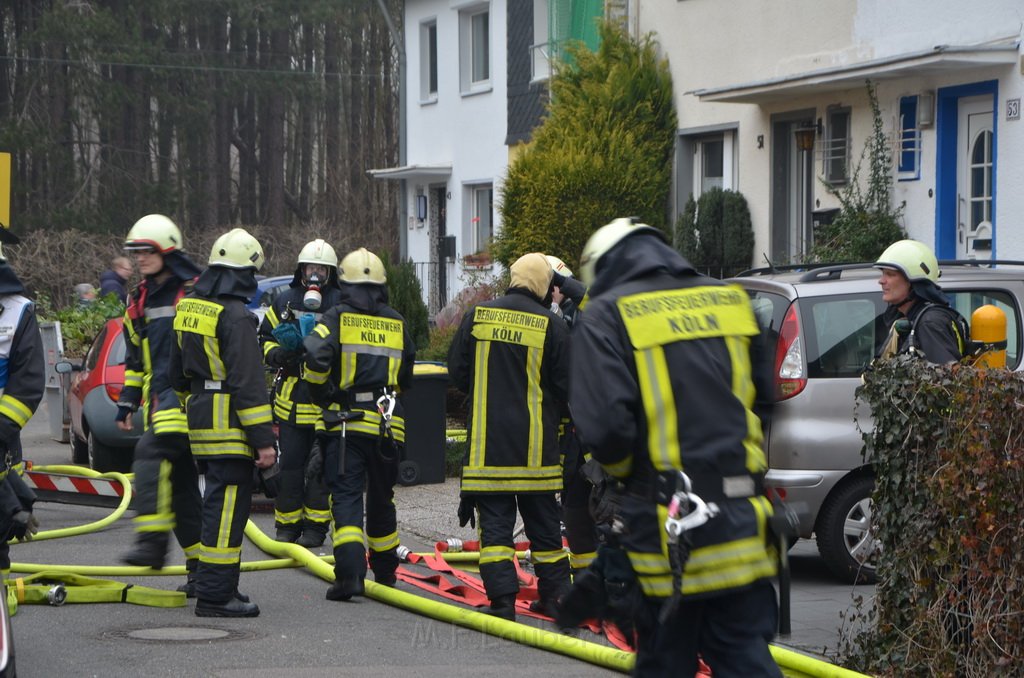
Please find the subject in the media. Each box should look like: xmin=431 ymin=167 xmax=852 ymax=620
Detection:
xmin=734 ymin=262 xmax=1024 ymax=583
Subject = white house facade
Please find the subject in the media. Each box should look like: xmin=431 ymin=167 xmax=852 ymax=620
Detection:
xmin=372 ymin=0 xmax=511 ymax=314
xmin=630 ymin=0 xmax=1024 ymax=264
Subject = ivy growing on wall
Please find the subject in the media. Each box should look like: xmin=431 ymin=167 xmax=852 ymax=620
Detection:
xmin=846 ymin=356 xmax=1024 ymax=675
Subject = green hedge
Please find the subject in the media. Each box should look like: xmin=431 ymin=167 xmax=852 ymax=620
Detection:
xmin=849 ymin=356 xmax=1024 ymax=674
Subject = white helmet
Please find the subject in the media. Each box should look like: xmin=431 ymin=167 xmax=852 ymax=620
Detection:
xmin=340 ymin=248 xmax=386 ymax=285
xmin=208 ymin=228 xmax=265 ymax=270
xmin=579 ymin=217 xmax=664 ymax=286
xmin=297 ymin=239 xmax=338 ymax=268
xmin=124 ymin=214 xmax=182 ymax=253
xmin=545 ymin=255 xmax=574 ymax=278
xmin=873 ymin=239 xmax=940 ymax=282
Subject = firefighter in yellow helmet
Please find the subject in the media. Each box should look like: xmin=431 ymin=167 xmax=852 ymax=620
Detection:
xmin=566 ymin=218 xmax=780 ymax=675
xmin=0 ymin=230 xmax=46 ymax=583
xmin=169 ymin=228 xmax=276 ymax=617
xmin=447 ymin=252 xmax=572 ymax=621
xmin=302 ymin=248 xmax=416 ymax=601
xmin=874 ymin=239 xmax=966 ymax=363
xmin=258 ymin=239 xmax=341 ymax=546
xmin=118 ymin=215 xmax=205 ymax=600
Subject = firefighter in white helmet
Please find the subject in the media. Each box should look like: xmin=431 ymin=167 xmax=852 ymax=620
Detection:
xmin=567 ymin=218 xmax=780 ymax=675
xmin=0 ymin=229 xmax=46 ymax=585
xmin=119 ymin=215 xmax=205 ymax=600
xmin=874 ymin=239 xmax=966 ymax=363
xmin=258 ymin=239 xmax=341 ymax=546
xmin=169 ymin=228 xmax=276 ymax=617
xmin=302 ymin=248 xmax=416 ymax=601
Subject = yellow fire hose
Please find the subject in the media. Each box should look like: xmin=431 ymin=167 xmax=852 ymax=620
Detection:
xmin=243 ymin=519 xmax=637 ymax=673
xmin=15 ymin=465 xmax=870 ymax=677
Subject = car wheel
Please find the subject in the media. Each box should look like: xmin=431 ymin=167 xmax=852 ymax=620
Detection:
xmin=88 ymin=433 xmax=133 ymax=473
xmin=71 ymin=435 xmax=89 ymax=465
xmin=816 ymin=476 xmax=878 ymax=584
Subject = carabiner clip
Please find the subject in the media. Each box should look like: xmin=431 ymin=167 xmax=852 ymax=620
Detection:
xmin=376 ymin=390 xmax=396 ymax=423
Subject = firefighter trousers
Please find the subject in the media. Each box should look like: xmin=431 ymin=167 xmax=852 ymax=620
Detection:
xmin=274 ymin=422 xmax=329 ymax=537
xmin=131 ymin=431 xmax=201 ymax=560
xmin=633 ymin=579 xmax=781 ymax=678
xmin=560 ymin=430 xmax=597 ymax=574
xmin=195 ymin=457 xmax=254 ymax=603
xmin=322 ymin=432 xmax=399 ymax=582
xmin=476 ymin=493 xmax=570 ymax=605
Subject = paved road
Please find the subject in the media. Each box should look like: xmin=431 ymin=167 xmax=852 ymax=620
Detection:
xmin=10 ymin=403 xmax=870 ymax=676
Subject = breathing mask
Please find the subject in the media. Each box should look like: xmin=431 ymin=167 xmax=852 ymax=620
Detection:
xmin=303 ymin=271 xmax=325 ymax=310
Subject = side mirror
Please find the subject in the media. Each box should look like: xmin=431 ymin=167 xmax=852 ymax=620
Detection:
xmin=54 ymin=361 xmax=81 ymax=374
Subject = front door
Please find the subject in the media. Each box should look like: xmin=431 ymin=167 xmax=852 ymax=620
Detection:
xmin=957 ymin=96 xmax=994 ymax=258
xmin=770 ymin=115 xmax=815 ymax=263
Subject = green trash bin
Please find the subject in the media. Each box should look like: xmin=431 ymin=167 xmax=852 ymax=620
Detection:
xmin=397 ymin=362 xmax=448 ymax=486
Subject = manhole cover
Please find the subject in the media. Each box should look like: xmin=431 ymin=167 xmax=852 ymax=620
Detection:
xmin=105 ymin=626 xmax=255 ymax=643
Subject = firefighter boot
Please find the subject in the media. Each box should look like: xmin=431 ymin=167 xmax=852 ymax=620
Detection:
xmin=177 ymin=558 xmax=199 ymax=598
xmin=326 ymin=576 xmax=365 ymax=601
xmin=296 ymin=523 xmax=327 ymax=548
xmin=195 ymin=597 xmax=260 ymax=618
xmin=121 ymin=532 xmax=169 ymax=570
xmin=275 ymin=526 xmax=301 ymax=543
xmin=488 ymin=594 xmax=517 ymax=621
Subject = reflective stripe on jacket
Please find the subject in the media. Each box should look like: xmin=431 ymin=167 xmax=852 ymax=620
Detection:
xmin=448 ymin=291 xmax=570 ymax=494
xmin=170 ymin=296 xmax=274 ymax=459
xmin=572 ymin=275 xmax=777 ymax=598
xmin=302 ymin=303 xmax=415 ymax=437
xmin=120 ymin=276 xmax=190 ymax=433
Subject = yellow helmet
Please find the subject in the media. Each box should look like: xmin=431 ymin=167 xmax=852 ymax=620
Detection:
xmin=297 ymin=239 xmax=338 ymax=268
xmin=874 ymin=239 xmax=939 ymax=282
xmin=340 ymin=248 xmax=386 ymax=285
xmin=579 ymin=217 xmax=663 ymax=286
xmin=208 ymin=228 xmax=265 ymax=270
xmin=124 ymin=214 xmax=182 ymax=253
xmin=545 ymin=255 xmax=574 ymax=278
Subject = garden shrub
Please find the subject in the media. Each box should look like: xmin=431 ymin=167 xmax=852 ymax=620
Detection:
xmin=494 ymin=21 xmax=676 ymax=268
xmin=37 ymin=292 xmax=125 ymax=359
xmin=674 ymin=188 xmax=755 ymax=278
xmin=383 ymin=256 xmax=429 ymax=351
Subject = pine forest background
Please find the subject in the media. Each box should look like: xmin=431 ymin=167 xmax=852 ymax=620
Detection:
xmin=0 ymin=0 xmax=403 ymax=303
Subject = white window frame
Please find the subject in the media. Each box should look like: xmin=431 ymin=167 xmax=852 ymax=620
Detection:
xmin=459 ymin=4 xmax=491 ymax=95
xmin=419 ymin=19 xmax=438 ymax=103
xmin=466 ymin=183 xmax=494 ymax=255
xmin=690 ymin=132 xmax=736 ymax=198
xmin=824 ymin=107 xmax=851 ymax=185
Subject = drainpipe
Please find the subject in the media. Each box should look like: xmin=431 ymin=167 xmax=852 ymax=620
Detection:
xmin=375 ymin=0 xmax=408 ymax=260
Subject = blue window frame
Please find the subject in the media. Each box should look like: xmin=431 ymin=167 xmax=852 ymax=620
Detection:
xmin=898 ymin=96 xmax=921 ymax=180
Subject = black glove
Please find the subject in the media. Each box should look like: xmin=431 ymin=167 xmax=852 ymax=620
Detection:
xmin=9 ymin=510 xmax=39 ymax=542
xmin=457 ymin=495 xmax=476 ymax=529
xmin=305 ymin=441 xmax=324 ymax=483
xmin=551 ymin=271 xmax=567 ymax=288
xmin=115 ymin=405 xmax=133 ymax=423
xmin=256 ymin=462 xmax=282 ymax=499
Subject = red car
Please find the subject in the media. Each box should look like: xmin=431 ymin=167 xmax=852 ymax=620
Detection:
xmin=56 ymin=317 xmax=142 ymax=472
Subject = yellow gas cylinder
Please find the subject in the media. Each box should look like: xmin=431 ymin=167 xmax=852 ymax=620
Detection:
xmin=970 ymin=304 xmax=1007 ymax=369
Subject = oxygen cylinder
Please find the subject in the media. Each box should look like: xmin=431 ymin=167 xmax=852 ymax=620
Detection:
xmin=971 ymin=304 xmax=1007 ymax=369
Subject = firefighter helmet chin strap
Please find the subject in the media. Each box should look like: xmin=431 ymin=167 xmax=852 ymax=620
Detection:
xmin=302 ymin=272 xmax=326 ymax=310
xmin=660 ymin=471 xmax=719 ymax=624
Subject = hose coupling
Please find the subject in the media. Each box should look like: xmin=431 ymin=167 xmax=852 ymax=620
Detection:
xmin=47 ymin=584 xmax=67 ymax=606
